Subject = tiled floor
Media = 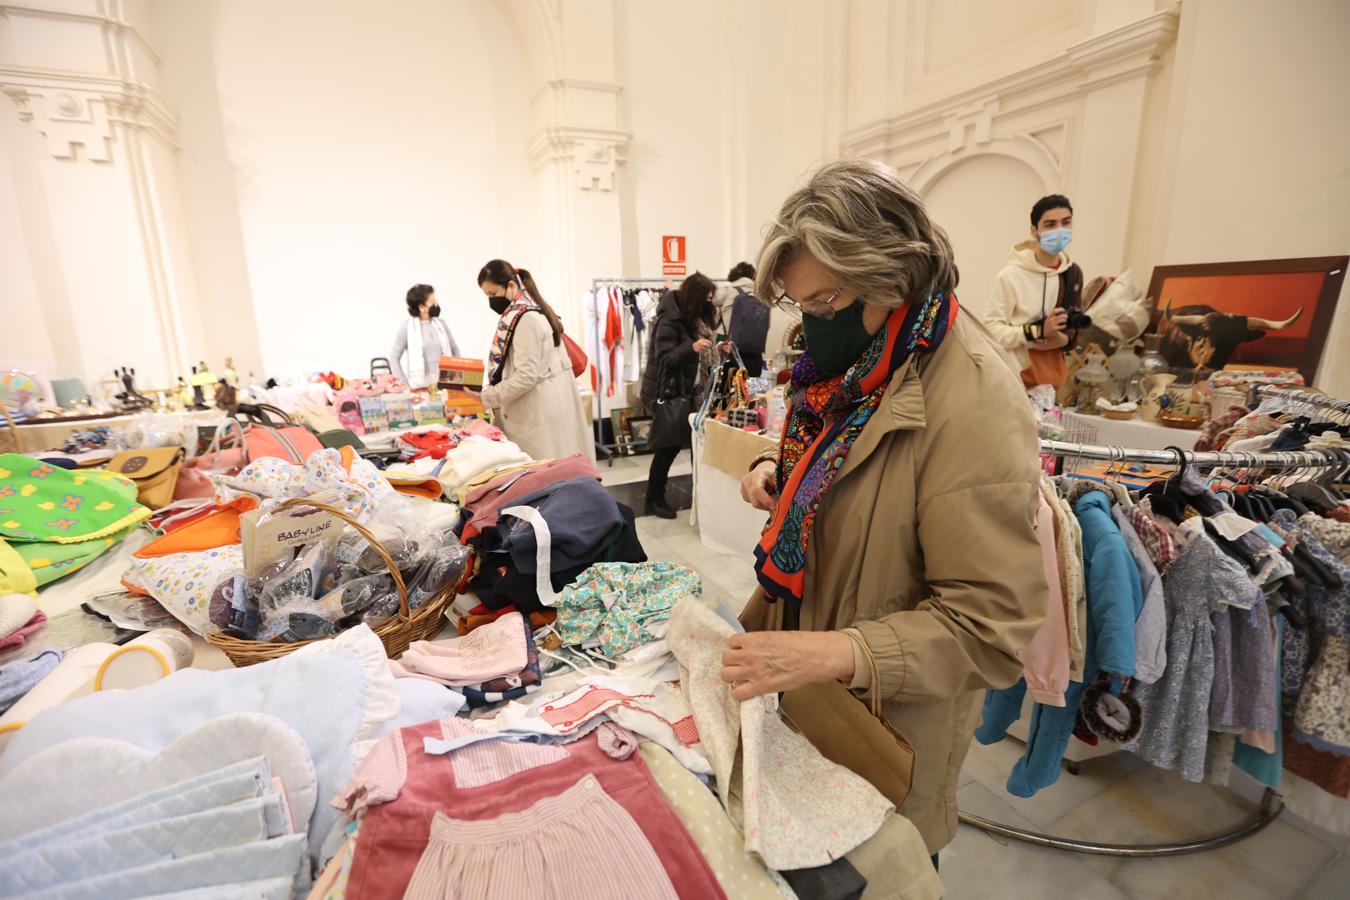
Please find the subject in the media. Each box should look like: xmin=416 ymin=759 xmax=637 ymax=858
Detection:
xmin=627 ymin=505 xmax=1350 ymax=900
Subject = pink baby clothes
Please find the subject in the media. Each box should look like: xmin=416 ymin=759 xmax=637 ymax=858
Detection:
xmin=0 ymin=611 xmax=46 ymax=651
xmin=389 ymin=612 xmax=527 ymax=687
xmin=402 ymin=776 xmax=677 ymax=900
xmin=1018 ymin=495 xmax=1071 ymax=706
xmin=336 ymin=719 xmax=725 ymax=900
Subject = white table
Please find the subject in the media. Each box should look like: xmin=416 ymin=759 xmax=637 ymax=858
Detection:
xmin=1061 ymin=410 xmax=1201 ymax=453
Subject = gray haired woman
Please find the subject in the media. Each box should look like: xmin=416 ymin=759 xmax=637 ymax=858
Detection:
xmin=724 ymin=159 xmax=1048 ymax=860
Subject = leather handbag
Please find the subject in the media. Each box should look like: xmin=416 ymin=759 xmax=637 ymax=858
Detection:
xmin=779 ymin=632 xmax=915 ymax=811
xmin=107 ymin=447 xmax=185 ymax=510
xmin=176 ymin=420 xmax=248 ymax=500
xmin=562 ymin=332 xmax=589 ymax=378
xmin=648 ymin=356 xmax=694 ymax=450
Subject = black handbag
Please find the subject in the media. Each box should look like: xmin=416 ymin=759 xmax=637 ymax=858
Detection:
xmin=648 ymin=356 xmax=694 ymax=450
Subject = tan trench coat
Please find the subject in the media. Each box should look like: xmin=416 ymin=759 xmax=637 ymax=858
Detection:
xmin=740 ymin=312 xmax=1048 ymax=853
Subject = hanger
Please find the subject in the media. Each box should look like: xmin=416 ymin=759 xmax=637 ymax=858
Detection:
xmin=1100 ymin=446 xmax=1134 ymax=507
xmin=1139 ymin=446 xmax=1188 ymax=524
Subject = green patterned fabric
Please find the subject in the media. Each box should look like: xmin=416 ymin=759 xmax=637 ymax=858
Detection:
xmin=554 ymin=562 xmax=702 ymax=656
xmin=0 ymin=454 xmax=148 ymax=544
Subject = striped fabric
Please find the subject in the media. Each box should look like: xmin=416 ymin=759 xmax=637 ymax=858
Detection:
xmin=538 ymin=685 xmax=702 ymax=746
xmin=402 ymin=775 xmax=678 ymax=900
xmin=440 ymin=719 xmax=570 ymax=789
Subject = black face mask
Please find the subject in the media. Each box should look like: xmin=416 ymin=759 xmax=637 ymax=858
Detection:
xmin=488 ymin=294 xmax=510 ymax=315
xmin=427 ymin=303 xmax=441 ymax=318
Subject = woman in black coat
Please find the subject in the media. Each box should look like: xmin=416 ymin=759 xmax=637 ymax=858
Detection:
xmin=640 ymin=272 xmax=722 ymax=518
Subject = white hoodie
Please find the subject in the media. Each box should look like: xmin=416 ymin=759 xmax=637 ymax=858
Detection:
xmin=984 ymin=239 xmax=1072 ymax=370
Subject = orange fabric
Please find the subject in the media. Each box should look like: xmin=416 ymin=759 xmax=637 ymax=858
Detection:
xmin=133 ymin=496 xmax=259 ymax=558
xmin=1021 ymin=348 xmax=1068 ymax=389
xmin=339 ymin=445 xmax=357 ymax=474
xmin=384 ymin=474 xmax=443 ymax=501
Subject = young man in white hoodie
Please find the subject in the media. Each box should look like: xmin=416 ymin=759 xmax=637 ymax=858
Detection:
xmin=984 ymin=194 xmax=1085 ymax=389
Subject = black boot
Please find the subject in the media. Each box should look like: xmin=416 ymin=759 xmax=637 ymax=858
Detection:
xmin=645 ymin=495 xmax=677 ymax=519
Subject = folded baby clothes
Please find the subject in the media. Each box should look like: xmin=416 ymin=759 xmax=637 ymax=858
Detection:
xmin=437 ymin=436 xmax=531 ymax=495
xmin=390 ymin=610 xmax=528 ymax=687
xmin=455 ymin=619 xmax=541 ymax=710
xmin=0 ymin=648 xmax=61 ymax=714
xmin=0 ymin=609 xmax=45 ymax=651
xmin=0 ymin=593 xmax=37 ymax=639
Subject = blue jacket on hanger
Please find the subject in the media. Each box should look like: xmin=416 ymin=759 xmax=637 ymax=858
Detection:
xmin=976 ymin=489 xmax=1143 ymax=797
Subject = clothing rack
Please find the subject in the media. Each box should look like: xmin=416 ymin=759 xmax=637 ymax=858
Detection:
xmin=1255 ymin=385 xmax=1350 ymax=420
xmin=962 ymin=439 xmax=1348 ymax=857
xmin=588 ymin=277 xmax=728 ymax=465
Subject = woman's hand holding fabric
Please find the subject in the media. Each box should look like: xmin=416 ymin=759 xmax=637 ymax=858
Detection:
xmin=720 ymin=630 xmax=855 ymax=700
xmin=741 ymin=460 xmax=778 ymax=512
xmin=693 ymin=338 xmax=714 ymax=353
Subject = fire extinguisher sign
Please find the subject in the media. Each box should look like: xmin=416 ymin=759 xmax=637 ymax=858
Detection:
xmin=662 ymin=235 xmax=687 ymax=276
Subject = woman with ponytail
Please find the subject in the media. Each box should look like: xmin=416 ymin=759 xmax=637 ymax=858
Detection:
xmin=477 ymin=259 xmax=593 ymax=461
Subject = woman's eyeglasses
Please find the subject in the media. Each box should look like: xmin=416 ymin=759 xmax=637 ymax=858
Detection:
xmin=773 ymin=286 xmax=846 ymax=320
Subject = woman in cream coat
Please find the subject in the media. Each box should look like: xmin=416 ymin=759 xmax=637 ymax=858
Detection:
xmin=477 ymin=259 xmax=594 ymax=462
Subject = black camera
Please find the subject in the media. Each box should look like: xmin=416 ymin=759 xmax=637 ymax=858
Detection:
xmin=1063 ymin=308 xmax=1092 ymax=330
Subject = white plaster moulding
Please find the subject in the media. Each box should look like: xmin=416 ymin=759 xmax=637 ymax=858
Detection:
xmin=0 ymin=2 xmax=161 ymax=67
xmin=0 ymin=63 xmax=179 ymax=152
xmin=527 ymin=124 xmax=631 ymax=168
xmin=841 ymin=8 xmax=1179 ymax=159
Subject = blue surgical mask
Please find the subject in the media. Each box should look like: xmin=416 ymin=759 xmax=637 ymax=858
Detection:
xmin=1039 ymin=228 xmax=1072 ymax=255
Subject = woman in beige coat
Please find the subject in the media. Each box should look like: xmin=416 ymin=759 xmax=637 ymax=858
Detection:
xmin=727 ymin=160 xmax=1047 ymax=862
xmin=477 ymin=260 xmax=594 ymax=463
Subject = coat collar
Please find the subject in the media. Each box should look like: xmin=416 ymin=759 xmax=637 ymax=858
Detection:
xmin=836 ymin=356 xmax=927 ymax=482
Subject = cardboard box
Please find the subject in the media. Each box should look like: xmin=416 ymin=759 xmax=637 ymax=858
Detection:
xmin=438 ymin=356 xmax=485 ymax=391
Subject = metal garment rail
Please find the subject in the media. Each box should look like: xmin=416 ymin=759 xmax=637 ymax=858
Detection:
xmin=1256 ymin=384 xmax=1350 ymax=419
xmin=961 ymin=440 xmax=1345 ymax=857
xmin=588 ymin=277 xmax=727 ymax=464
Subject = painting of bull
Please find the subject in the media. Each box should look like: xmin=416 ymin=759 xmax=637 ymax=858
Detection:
xmin=1158 ymin=301 xmax=1304 ymax=371
xmin=1143 ymin=257 xmax=1347 ymax=384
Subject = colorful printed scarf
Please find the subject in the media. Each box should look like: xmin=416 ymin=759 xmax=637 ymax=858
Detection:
xmin=754 ymin=292 xmax=959 ymax=607
xmin=488 ymin=293 xmax=541 ymax=385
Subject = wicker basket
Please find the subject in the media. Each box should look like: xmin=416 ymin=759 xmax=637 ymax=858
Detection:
xmin=207 ymin=497 xmax=462 ymax=667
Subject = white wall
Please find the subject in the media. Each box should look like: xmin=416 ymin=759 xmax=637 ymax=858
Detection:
xmin=924 ymin=154 xmax=1046 ymax=318
xmin=6 ymin=0 xmax=1348 ymax=401
xmin=0 ymin=94 xmax=61 ymax=394
xmin=159 ymin=0 xmax=542 ymax=377
xmin=1128 ymin=0 xmax=1350 ymax=395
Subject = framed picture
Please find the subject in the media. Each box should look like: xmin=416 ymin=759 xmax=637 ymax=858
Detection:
xmin=610 ymin=409 xmax=632 ymax=454
xmin=1145 ymin=256 xmax=1347 ymax=383
xmin=626 ymin=415 xmax=653 ymax=447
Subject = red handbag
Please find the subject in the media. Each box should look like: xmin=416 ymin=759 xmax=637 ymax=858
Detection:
xmin=562 ymin=332 xmax=589 ymax=378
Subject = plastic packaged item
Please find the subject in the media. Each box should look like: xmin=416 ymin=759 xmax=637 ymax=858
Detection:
xmin=82 ymin=591 xmax=187 ymax=634
xmin=0 ymin=609 xmax=135 ymax=668
xmin=401 ymin=532 xmax=471 ymax=610
xmin=316 ymin=573 xmax=392 ymax=621
xmin=252 ymin=542 xmax=342 ymax=637
xmin=208 ymin=574 xmax=258 ymax=637
xmin=357 ymin=575 xmax=405 ymax=628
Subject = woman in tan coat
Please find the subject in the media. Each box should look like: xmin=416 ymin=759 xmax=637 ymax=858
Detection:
xmin=727 ymin=160 xmax=1047 ymax=861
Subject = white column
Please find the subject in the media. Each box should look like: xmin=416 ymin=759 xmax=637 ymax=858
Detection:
xmin=0 ymin=0 xmax=204 ymax=393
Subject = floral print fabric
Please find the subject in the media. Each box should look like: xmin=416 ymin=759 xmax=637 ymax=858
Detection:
xmin=123 ymin=545 xmax=244 ymax=636
xmin=666 ymin=597 xmax=894 ymax=870
xmin=552 ymin=562 xmax=701 ymax=657
xmin=212 ymin=449 xmax=392 ymax=520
